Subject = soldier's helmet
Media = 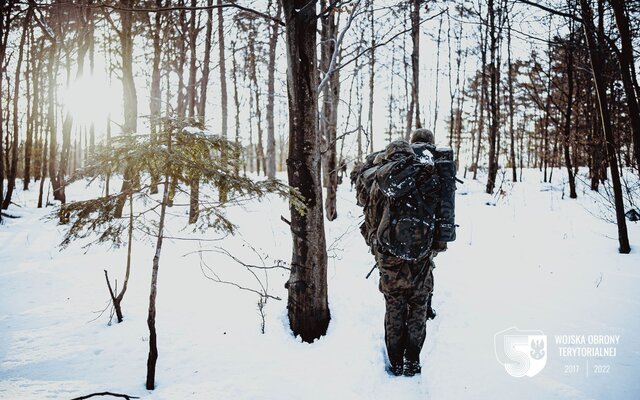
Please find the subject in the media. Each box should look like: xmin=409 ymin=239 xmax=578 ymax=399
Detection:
xmin=410 ymin=128 xmax=435 ymax=144
xmin=384 ymin=140 xmax=414 ymax=159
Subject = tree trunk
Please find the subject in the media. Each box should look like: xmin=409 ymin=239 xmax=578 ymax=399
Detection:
xmin=23 ymin=30 xmax=35 ymax=191
xmin=281 ymin=0 xmax=330 ymax=342
xmin=231 ymin=39 xmax=241 ymax=175
xmin=485 ymin=0 xmax=499 ymax=194
xmin=199 ymin=0 xmax=213 ymax=122
xmin=47 ymin=45 xmax=60 ymax=200
xmin=433 ymin=16 xmax=443 ymax=133
xmin=186 ymin=0 xmax=198 ymax=119
xmin=563 ymin=35 xmax=577 ymax=199
xmin=187 ymin=0 xmax=200 ymax=223
xmin=217 ymin=0 xmax=229 ymax=201
xmin=146 ymin=129 xmax=171 ymax=390
xmin=366 ymin=0 xmax=375 ymax=153
xmin=0 ymin=3 xmax=9 ymax=220
xmin=472 ymin=9 xmax=487 ymax=180
xmin=507 ymin=20 xmax=517 ymax=182
xmin=149 ymin=0 xmax=163 ymax=195
xmin=37 ymin=123 xmax=47 ymax=208
xmin=266 ymin=2 xmax=282 ymax=179
xmin=324 ymin=6 xmax=339 ymax=221
xmin=3 ymin=5 xmax=33 ymax=209
xmin=410 ymin=0 xmax=421 ymax=130
xmin=578 ymin=0 xmax=630 ymax=253
xmin=114 ymin=0 xmax=139 ymax=218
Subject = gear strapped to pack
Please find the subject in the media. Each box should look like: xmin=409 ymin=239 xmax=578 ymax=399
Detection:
xmin=355 ymin=140 xmax=457 ymax=260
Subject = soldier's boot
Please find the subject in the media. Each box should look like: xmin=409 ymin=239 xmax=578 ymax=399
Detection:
xmin=386 ymin=362 xmax=404 ymax=377
xmin=403 ymin=359 xmax=422 ymax=377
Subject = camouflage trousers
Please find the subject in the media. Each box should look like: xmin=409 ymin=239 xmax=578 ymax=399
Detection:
xmin=376 ymin=251 xmax=434 ymax=366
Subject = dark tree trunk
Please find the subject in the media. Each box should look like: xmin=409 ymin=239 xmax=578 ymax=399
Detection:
xmin=578 ymin=0 xmax=630 ymax=253
xmin=280 ymin=0 xmax=330 ymax=342
xmin=542 ymin=42 xmax=553 ymax=183
xmin=562 ymin=35 xmax=577 ymax=199
xmin=507 ymin=21 xmax=517 ymax=182
xmin=146 ymin=130 xmax=172 ymax=390
xmin=37 ymin=123 xmax=47 ymax=208
xmin=0 ymin=3 xmax=14 ymax=218
xmin=3 ymin=5 xmax=33 ymax=209
xmin=485 ymin=0 xmax=499 ymax=194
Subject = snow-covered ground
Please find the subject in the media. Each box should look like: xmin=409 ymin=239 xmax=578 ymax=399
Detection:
xmin=1 ymin=168 xmax=639 ymax=399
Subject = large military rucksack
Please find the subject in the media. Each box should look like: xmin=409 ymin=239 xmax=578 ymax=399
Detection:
xmin=358 ymin=140 xmax=457 ymax=260
xmin=353 ymin=150 xmax=384 ymax=207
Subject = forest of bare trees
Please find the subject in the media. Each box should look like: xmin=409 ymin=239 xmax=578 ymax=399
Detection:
xmin=1 ymin=0 xmax=639 ymax=391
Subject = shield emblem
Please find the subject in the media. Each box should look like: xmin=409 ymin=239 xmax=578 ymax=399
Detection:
xmin=495 ymin=327 xmax=547 ymax=377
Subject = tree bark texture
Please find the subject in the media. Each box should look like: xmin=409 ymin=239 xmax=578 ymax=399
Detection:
xmin=280 ymin=0 xmax=330 ymax=342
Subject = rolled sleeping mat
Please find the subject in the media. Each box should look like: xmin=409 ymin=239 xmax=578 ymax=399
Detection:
xmin=434 ymin=147 xmax=456 ymax=242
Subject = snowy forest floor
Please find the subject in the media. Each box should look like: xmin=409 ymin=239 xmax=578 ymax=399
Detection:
xmin=1 ymin=168 xmax=639 ymax=400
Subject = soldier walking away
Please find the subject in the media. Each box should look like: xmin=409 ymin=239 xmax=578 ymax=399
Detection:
xmin=353 ymin=129 xmax=457 ymax=377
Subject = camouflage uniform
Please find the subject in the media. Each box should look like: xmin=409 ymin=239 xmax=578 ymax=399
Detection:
xmin=360 ymin=138 xmax=444 ymax=373
xmin=375 ymin=248 xmax=435 ymax=367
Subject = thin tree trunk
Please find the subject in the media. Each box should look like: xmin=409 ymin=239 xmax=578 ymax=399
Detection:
xmin=217 ymin=0 xmax=229 ymax=202
xmin=47 ymin=45 xmax=60 ymax=201
xmin=367 ymin=0 xmax=375 ymax=153
xmin=542 ymin=40 xmax=552 ymax=183
xmin=231 ymin=40 xmax=241 ymax=175
xmin=109 ymin=192 xmax=134 ymax=322
xmin=433 ymin=16 xmax=443 ymax=133
xmin=23 ymin=29 xmax=34 ymax=191
xmin=404 ymin=4 xmax=413 ymax=140
xmin=410 ymin=0 xmax=421 ymax=130
xmin=473 ymin=8 xmax=486 ymax=180
xmin=149 ymin=0 xmax=163 ymax=195
xmin=146 ymin=129 xmax=171 ymax=390
xmin=266 ymin=1 xmax=282 ymax=179
xmin=199 ymin=0 xmax=213 ymax=122
xmin=507 ymin=20 xmax=517 ymax=182
xmin=186 ymin=0 xmax=198 ymax=119
xmin=485 ymin=0 xmax=499 ymax=194
xmin=187 ymin=0 xmax=200 ymax=223
xmin=281 ymin=0 xmax=330 ymax=342
xmin=322 ymin=4 xmax=339 ymax=221
xmin=0 ymin=3 xmax=10 ymax=220
xmin=37 ymin=123 xmax=47 ymax=208
xmin=3 ymin=5 xmax=33 ymax=209
xmin=114 ymin=0 xmax=139 ymax=218
xmin=563 ymin=34 xmax=577 ymax=199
